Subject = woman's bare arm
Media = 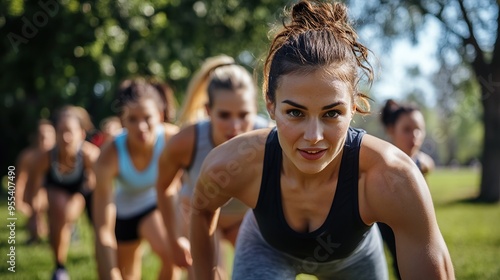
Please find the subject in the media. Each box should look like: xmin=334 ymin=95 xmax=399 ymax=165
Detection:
xmin=361 ymin=136 xmax=454 ymax=280
xmin=92 ymin=143 xmax=121 ymax=280
xmin=156 ymin=124 xmax=192 ymax=267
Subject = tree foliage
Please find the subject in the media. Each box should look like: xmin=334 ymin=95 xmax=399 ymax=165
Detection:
xmin=0 ymin=0 xmax=288 ymax=174
xmin=2 ymin=0 xmax=498 ymax=201
xmin=348 ymin=0 xmax=500 ymax=202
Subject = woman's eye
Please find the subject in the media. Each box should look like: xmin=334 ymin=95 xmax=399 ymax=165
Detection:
xmin=286 ymin=109 xmax=303 ymax=118
xmin=324 ymin=110 xmax=340 ymax=118
xmin=218 ymin=112 xmax=231 ymax=120
xmin=239 ymin=112 xmax=249 ymax=120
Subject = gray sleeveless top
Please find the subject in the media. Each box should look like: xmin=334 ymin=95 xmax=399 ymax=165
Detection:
xmin=181 ymin=116 xmax=269 ymax=214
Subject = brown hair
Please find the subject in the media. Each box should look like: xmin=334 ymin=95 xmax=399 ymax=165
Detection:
xmin=116 ymin=77 xmax=175 ymax=122
xmin=263 ymin=0 xmax=373 ymax=114
xmin=177 ymin=55 xmax=256 ymax=126
xmin=148 ymin=78 xmax=178 ymax=123
xmin=53 ymin=105 xmax=93 ymax=132
xmin=380 ymin=99 xmax=420 ymax=128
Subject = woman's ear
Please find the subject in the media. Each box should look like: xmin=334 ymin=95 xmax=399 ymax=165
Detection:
xmin=266 ymin=99 xmax=275 ymax=120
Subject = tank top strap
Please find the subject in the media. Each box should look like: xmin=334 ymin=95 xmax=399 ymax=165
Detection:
xmin=255 ymin=127 xmax=281 ymax=211
xmin=114 ymin=130 xmax=128 ymax=167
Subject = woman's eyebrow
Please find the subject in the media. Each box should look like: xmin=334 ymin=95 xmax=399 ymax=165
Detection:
xmin=282 ymin=100 xmax=344 ymax=110
xmin=282 ymin=100 xmax=306 ymax=109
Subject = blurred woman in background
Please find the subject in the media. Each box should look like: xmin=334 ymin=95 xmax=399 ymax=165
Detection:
xmin=26 ymin=106 xmax=100 ymax=280
xmin=156 ymin=55 xmax=269 ymax=279
xmin=93 ymin=78 xmax=181 ymax=280
xmin=379 ymin=98 xmax=436 ymax=279
xmin=16 ymin=119 xmax=55 ymax=244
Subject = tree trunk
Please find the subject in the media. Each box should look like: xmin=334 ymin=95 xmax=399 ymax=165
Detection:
xmin=478 ymin=71 xmax=500 ymax=202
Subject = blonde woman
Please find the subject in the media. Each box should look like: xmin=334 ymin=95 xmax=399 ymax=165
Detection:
xmin=156 ymin=55 xmax=269 ymax=279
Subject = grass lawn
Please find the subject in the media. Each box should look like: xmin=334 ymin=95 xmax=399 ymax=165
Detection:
xmin=1 ymin=168 xmax=499 ymax=279
xmin=426 ymin=168 xmax=500 ymax=280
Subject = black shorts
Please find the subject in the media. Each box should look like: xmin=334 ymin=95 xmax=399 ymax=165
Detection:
xmin=45 ymin=184 xmax=93 ymax=224
xmin=45 ymin=182 xmax=90 ymax=197
xmin=115 ymin=205 xmax=157 ymax=242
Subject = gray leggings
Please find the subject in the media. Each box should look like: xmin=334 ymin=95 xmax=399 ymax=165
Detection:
xmin=232 ymin=211 xmax=388 ymax=280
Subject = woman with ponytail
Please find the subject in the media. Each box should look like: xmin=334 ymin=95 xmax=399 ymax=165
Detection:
xmin=380 ymin=99 xmax=435 ymax=176
xmin=156 ymin=54 xmax=269 ymax=279
xmin=190 ymin=1 xmax=454 ymax=279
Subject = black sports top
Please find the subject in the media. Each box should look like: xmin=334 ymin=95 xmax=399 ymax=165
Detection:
xmin=45 ymin=146 xmax=87 ymax=194
xmin=253 ymin=127 xmax=371 ymax=262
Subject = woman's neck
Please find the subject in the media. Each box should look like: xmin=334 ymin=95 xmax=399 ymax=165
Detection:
xmin=126 ymin=135 xmax=156 ymax=154
xmin=57 ymin=142 xmax=80 ymax=162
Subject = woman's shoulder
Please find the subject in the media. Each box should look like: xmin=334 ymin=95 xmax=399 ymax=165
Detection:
xmin=93 ymin=140 xmax=118 ymax=172
xmin=82 ymin=141 xmax=100 ymax=160
xmin=17 ymin=146 xmax=38 ymax=166
xmin=360 ymin=134 xmax=409 ymax=168
xmin=24 ymin=147 xmax=50 ymax=171
xmin=198 ymin=128 xmax=271 ymax=202
xmin=213 ymin=128 xmax=272 ymax=156
xmin=161 ymin=122 xmax=180 ymax=138
xmin=358 ymin=134 xmax=430 ymax=224
xmin=203 ymin=128 xmax=271 ymax=172
xmin=163 ymin=123 xmax=196 ymax=155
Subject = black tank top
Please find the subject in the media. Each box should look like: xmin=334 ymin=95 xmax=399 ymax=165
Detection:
xmin=45 ymin=146 xmax=87 ymax=194
xmin=253 ymin=127 xmax=371 ymax=262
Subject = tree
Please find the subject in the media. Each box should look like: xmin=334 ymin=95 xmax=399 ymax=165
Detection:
xmin=350 ymin=0 xmax=500 ymax=202
xmin=0 ymin=0 xmax=288 ymax=178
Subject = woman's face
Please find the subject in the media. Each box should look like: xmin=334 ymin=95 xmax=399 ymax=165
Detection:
xmin=102 ymin=120 xmax=123 ymax=141
xmin=38 ymin=123 xmax=55 ymax=150
xmin=389 ymin=110 xmax=426 ymax=157
xmin=268 ymin=68 xmax=354 ymax=175
xmin=121 ymin=98 xmax=162 ymax=146
xmin=207 ymin=89 xmax=256 ymax=146
xmin=56 ymin=116 xmax=85 ymax=150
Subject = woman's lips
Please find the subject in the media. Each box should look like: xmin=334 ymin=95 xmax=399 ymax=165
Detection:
xmin=298 ymin=149 xmax=327 ymax=160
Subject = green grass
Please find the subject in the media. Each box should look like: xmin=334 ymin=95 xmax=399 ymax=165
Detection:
xmin=1 ymin=168 xmax=499 ymax=279
xmin=426 ymin=168 xmax=500 ymax=280
xmin=0 ymin=204 xmax=162 ymax=280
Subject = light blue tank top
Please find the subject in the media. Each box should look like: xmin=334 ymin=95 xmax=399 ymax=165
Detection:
xmin=114 ymin=125 xmax=165 ymax=218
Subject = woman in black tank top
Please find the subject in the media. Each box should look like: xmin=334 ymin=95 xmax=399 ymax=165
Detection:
xmin=26 ymin=106 xmax=100 ymax=280
xmin=189 ymin=1 xmax=454 ymax=279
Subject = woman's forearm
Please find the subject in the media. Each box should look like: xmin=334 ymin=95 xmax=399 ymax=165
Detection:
xmin=190 ymin=209 xmax=218 ymax=280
